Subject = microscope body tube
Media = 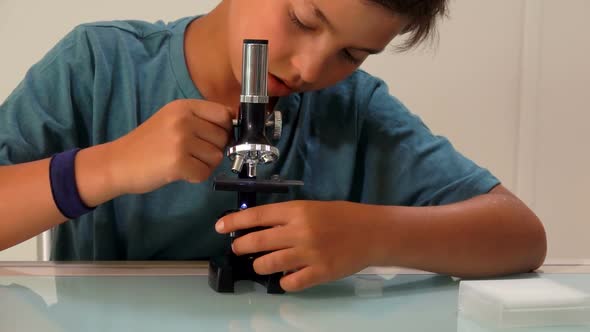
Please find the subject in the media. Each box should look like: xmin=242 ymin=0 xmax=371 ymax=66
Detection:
xmin=229 ymin=39 xmax=278 ymax=175
xmin=231 ymin=39 xmax=271 ymax=241
xmin=239 ymin=39 xmax=269 ymax=146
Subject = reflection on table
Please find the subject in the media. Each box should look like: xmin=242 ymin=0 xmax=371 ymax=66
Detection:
xmin=0 ymin=263 xmax=589 ymax=332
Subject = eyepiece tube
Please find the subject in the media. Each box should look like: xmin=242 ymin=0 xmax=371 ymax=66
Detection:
xmin=241 ymin=40 xmax=269 ymax=104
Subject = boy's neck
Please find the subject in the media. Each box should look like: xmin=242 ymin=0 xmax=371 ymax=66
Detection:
xmin=184 ymin=2 xmax=241 ymax=115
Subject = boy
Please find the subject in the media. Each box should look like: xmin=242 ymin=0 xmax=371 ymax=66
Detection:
xmin=0 ymin=0 xmax=546 ymax=292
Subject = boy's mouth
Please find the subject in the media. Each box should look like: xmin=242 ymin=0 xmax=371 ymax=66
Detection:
xmin=268 ymin=74 xmax=294 ymax=96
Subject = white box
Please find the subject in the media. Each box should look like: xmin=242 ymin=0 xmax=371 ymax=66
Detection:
xmin=458 ymin=278 xmax=590 ymax=328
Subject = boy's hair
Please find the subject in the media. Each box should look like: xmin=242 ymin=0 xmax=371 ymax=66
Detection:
xmin=367 ymin=0 xmax=449 ymax=50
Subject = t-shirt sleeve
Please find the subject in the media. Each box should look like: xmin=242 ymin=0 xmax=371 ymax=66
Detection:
xmin=356 ymin=77 xmax=500 ymax=206
xmin=0 ymin=26 xmax=94 ymax=166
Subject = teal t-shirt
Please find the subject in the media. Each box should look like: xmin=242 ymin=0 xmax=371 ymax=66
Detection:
xmin=0 ymin=16 xmax=499 ymax=260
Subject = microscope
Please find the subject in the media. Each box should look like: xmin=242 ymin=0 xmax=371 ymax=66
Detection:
xmin=208 ymin=40 xmax=303 ymax=294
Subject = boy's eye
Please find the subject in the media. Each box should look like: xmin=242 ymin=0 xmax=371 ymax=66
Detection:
xmin=288 ymin=8 xmax=362 ymax=66
xmin=289 ymin=10 xmax=314 ymax=31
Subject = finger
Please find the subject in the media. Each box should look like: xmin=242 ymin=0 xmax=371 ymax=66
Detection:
xmin=191 ymin=117 xmax=230 ymax=150
xmin=232 ymin=226 xmax=294 ymax=256
xmin=253 ymin=248 xmax=305 ymax=275
xmin=187 ymin=137 xmax=224 ymax=169
xmin=216 ymin=203 xmax=292 ymax=234
xmin=180 ymin=157 xmax=212 ymax=183
xmin=184 ymin=99 xmax=234 ymax=131
xmin=280 ymin=266 xmax=328 ymax=292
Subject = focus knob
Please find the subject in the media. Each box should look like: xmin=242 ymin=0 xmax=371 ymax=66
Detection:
xmin=266 ymin=111 xmax=283 ymax=140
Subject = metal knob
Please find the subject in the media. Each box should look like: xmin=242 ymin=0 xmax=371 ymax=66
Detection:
xmin=265 ymin=111 xmax=283 ymax=141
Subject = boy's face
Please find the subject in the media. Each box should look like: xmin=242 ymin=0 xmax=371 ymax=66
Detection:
xmin=227 ymin=0 xmax=407 ymax=96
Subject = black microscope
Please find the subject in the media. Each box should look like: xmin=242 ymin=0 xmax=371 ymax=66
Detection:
xmin=209 ymin=39 xmax=303 ymax=294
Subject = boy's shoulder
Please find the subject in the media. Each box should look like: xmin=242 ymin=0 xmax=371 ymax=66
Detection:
xmin=322 ymin=69 xmax=383 ymax=94
xmin=313 ymin=69 xmax=389 ymax=103
xmin=347 ymin=69 xmax=385 ymax=87
xmin=71 ymin=16 xmax=194 ymax=40
xmin=49 ymin=16 xmax=196 ymax=62
xmin=309 ymin=69 xmax=402 ymax=113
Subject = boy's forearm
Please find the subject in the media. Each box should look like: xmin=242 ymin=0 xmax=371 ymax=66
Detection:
xmin=0 ymin=144 xmax=120 ymax=251
xmin=0 ymin=158 xmax=64 ymax=250
xmin=369 ymin=187 xmax=547 ymax=277
xmin=75 ymin=142 xmax=123 ymax=207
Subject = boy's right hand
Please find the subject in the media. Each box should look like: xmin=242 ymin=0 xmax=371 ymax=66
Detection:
xmin=107 ymin=99 xmax=234 ymax=195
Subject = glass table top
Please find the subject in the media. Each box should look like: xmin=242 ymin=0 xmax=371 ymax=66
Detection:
xmin=0 ymin=263 xmax=589 ymax=332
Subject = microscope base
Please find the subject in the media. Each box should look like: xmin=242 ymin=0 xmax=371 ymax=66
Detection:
xmin=208 ymin=254 xmax=285 ymax=294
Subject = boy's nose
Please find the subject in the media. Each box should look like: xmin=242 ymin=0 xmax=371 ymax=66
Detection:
xmin=291 ymin=52 xmax=327 ymax=86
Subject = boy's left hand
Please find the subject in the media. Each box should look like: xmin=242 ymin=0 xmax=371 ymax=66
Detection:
xmin=215 ymin=200 xmax=383 ymax=292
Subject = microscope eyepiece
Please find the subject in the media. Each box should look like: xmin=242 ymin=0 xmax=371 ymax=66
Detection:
xmin=241 ymin=40 xmax=269 ymax=104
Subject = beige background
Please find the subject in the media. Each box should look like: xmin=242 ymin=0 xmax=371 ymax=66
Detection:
xmin=0 ymin=0 xmax=588 ymax=261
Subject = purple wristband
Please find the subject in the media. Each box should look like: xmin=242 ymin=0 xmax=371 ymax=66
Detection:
xmin=49 ymin=148 xmax=95 ymax=219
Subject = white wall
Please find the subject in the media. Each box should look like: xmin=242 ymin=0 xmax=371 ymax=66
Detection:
xmin=0 ymin=0 xmax=588 ymax=261
xmin=531 ymin=0 xmax=590 ymax=259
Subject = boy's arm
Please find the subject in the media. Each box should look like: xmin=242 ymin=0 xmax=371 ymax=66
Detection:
xmin=0 ymin=144 xmax=119 ymax=251
xmin=371 ymin=184 xmax=547 ymax=277
xmin=217 ymin=184 xmax=547 ymax=292
xmin=0 ymin=97 xmax=234 ymax=252
xmin=0 ymin=26 xmax=120 ymax=251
